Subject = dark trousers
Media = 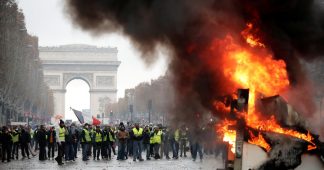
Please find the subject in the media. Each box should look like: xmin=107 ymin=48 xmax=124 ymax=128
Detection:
xmin=108 ymin=141 xmax=115 ymax=158
xmin=163 ymin=142 xmax=170 ymax=158
xmin=117 ymin=142 xmax=126 ymax=160
xmin=65 ymin=143 xmax=74 ymax=161
xmin=93 ymin=142 xmax=101 ymax=159
xmin=81 ymin=143 xmax=89 ymax=161
xmin=12 ymin=142 xmax=19 ymax=159
xmin=48 ymin=143 xmax=55 ymax=158
xmin=110 ymin=142 xmax=116 ymax=155
xmin=127 ymin=140 xmax=133 ymax=156
xmin=172 ymin=141 xmax=179 ymax=158
xmin=150 ymin=143 xmax=154 ymax=156
xmin=143 ymin=143 xmax=150 ymax=159
xmin=154 ymin=143 xmax=161 ymax=159
xmin=101 ymin=142 xmax=108 ymax=158
xmin=39 ymin=144 xmax=46 ymax=160
xmin=2 ymin=144 xmax=11 ymax=162
xmin=55 ymin=142 xmax=65 ymax=164
xmin=73 ymin=142 xmax=78 ymax=158
xmin=21 ymin=143 xmax=29 ymax=158
xmin=180 ymin=139 xmax=187 ymax=156
xmin=192 ymin=142 xmax=203 ymax=160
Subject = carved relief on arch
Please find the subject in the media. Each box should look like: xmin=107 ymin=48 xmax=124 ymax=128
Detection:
xmin=63 ymin=73 xmax=93 ymax=88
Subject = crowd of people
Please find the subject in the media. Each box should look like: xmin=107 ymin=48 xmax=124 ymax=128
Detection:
xmin=0 ymin=120 xmax=227 ymax=166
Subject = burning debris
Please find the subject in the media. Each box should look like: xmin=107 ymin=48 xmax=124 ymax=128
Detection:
xmin=65 ymin=0 xmax=324 ymax=169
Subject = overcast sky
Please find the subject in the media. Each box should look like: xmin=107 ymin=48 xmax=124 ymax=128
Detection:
xmin=17 ymin=0 xmax=168 ymax=120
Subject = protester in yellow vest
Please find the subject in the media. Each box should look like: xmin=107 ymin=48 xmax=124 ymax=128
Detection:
xmin=81 ymin=123 xmax=91 ymax=161
xmin=108 ymin=126 xmax=116 ymax=159
xmin=179 ymin=126 xmax=188 ymax=157
xmin=142 ymin=125 xmax=151 ymax=160
xmin=92 ymin=126 xmax=102 ymax=160
xmin=152 ymin=126 xmax=163 ymax=159
xmin=55 ymin=120 xmax=65 ymax=165
xmin=11 ymin=128 xmax=20 ymax=160
xmin=132 ymin=123 xmax=144 ymax=162
xmin=172 ymin=128 xmax=180 ymax=159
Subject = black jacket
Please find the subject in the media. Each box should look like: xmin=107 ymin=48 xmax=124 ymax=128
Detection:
xmin=20 ymin=130 xmax=31 ymax=144
xmin=142 ymin=130 xmax=150 ymax=144
xmin=37 ymin=129 xmax=47 ymax=146
xmin=47 ymin=130 xmax=56 ymax=144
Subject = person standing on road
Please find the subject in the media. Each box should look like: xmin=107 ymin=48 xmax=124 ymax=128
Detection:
xmin=108 ymin=126 xmax=116 ymax=159
xmin=55 ymin=120 xmax=65 ymax=165
xmin=81 ymin=123 xmax=91 ymax=161
xmin=131 ymin=123 xmax=144 ymax=162
xmin=142 ymin=125 xmax=151 ymax=160
xmin=47 ymin=126 xmax=56 ymax=160
xmin=180 ymin=126 xmax=188 ymax=158
xmin=65 ymin=125 xmax=75 ymax=162
xmin=93 ymin=126 xmax=102 ymax=160
xmin=117 ymin=123 xmax=128 ymax=160
xmin=37 ymin=125 xmax=47 ymax=161
xmin=152 ymin=126 xmax=162 ymax=159
xmin=70 ymin=123 xmax=79 ymax=159
xmin=1 ymin=126 xmax=12 ymax=162
xmin=191 ymin=127 xmax=203 ymax=162
xmin=11 ymin=127 xmax=20 ymax=160
xmin=172 ymin=127 xmax=180 ymax=159
xmin=162 ymin=127 xmax=171 ymax=160
xmin=20 ymin=128 xmax=31 ymax=159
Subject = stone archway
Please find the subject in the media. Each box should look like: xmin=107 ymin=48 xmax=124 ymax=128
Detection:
xmin=39 ymin=44 xmax=120 ymax=120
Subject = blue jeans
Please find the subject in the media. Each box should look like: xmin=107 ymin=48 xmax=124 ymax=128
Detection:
xmin=117 ymin=142 xmax=126 ymax=160
xmin=172 ymin=141 xmax=179 ymax=158
xmin=65 ymin=143 xmax=74 ymax=161
xmin=143 ymin=143 xmax=150 ymax=159
xmin=81 ymin=143 xmax=89 ymax=161
xmin=133 ymin=140 xmax=142 ymax=160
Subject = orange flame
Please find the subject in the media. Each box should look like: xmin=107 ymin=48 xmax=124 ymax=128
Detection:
xmin=216 ymin=119 xmax=237 ymax=153
xmin=241 ymin=23 xmax=265 ymax=48
xmin=248 ymin=131 xmax=271 ymax=152
xmin=214 ymin=23 xmax=316 ymax=153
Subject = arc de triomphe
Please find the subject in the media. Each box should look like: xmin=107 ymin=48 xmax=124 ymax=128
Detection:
xmin=39 ymin=44 xmax=121 ymax=120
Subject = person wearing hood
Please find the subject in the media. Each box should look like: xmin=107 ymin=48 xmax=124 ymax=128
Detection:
xmin=55 ymin=120 xmax=65 ymax=165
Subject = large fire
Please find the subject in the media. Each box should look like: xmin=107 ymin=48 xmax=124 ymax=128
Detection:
xmin=213 ymin=23 xmax=316 ymax=153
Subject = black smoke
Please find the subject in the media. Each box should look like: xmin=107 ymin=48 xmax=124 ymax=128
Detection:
xmin=66 ymin=0 xmax=324 ymax=124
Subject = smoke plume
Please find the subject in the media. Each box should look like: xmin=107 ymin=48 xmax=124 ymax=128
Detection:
xmin=66 ymin=0 xmax=324 ymax=126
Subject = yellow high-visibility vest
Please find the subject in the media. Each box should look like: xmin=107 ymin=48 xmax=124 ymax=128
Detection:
xmin=59 ymin=127 xmax=65 ymax=141
xmin=109 ymin=131 xmax=115 ymax=142
xmin=95 ymin=132 xmax=102 ymax=142
xmin=12 ymin=133 xmax=19 ymax=143
xmin=153 ymin=130 xmax=162 ymax=144
xmin=174 ymin=129 xmax=180 ymax=142
xmin=103 ymin=132 xmax=108 ymax=141
xmin=82 ymin=129 xmax=91 ymax=142
xmin=132 ymin=128 xmax=143 ymax=137
xmin=30 ymin=129 xmax=34 ymax=139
